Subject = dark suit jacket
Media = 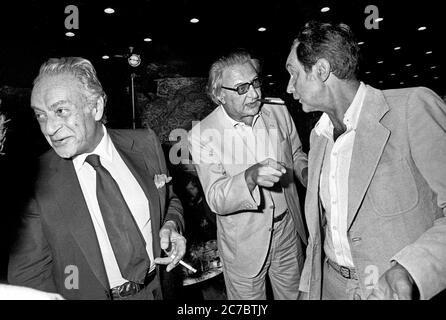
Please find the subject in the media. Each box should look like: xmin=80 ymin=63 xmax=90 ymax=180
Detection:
xmin=8 ymin=128 xmax=184 ymax=299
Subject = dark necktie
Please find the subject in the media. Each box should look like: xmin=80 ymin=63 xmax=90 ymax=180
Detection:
xmin=85 ymin=154 xmax=150 ymax=284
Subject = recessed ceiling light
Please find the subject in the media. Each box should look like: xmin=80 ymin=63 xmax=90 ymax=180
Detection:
xmin=400 ymin=81 xmax=405 ymax=85
xmin=390 ymin=73 xmax=396 ymax=76
xmin=258 ymin=27 xmax=266 ymax=32
xmin=358 ymin=41 xmax=364 ymax=45
xmin=394 ymin=47 xmax=401 ymax=50
xmin=144 ymin=38 xmax=152 ymax=42
xmin=104 ymin=8 xmax=115 ymax=14
xmin=377 ymin=61 xmax=384 ymax=64
xmin=405 ymin=63 xmax=412 ymax=67
xmin=267 ymin=74 xmax=273 ymax=77
xmin=426 ymin=51 xmax=432 ymax=54
xmin=365 ymin=71 xmax=371 ymax=74
xmin=375 ymin=17 xmax=383 ymax=22
xmin=65 ymin=31 xmax=75 ymax=37
xmin=430 ymin=66 xmax=437 ymax=69
xmin=434 ymin=76 xmax=439 ymax=79
xmin=413 ymin=75 xmax=419 ymax=78
xmin=190 ymin=18 xmax=199 ymax=23
xmin=379 ymin=80 xmax=383 ymax=83
xmin=418 ymin=26 xmax=426 ymax=31
xmin=269 ymin=82 xmax=274 ymax=85
xmin=102 ymin=55 xmax=110 ymax=60
xmin=321 ymin=7 xmax=330 ymax=12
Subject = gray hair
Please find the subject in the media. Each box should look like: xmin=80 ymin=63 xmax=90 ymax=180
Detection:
xmin=207 ymin=51 xmax=260 ymax=105
xmin=33 ymin=57 xmax=107 ymax=121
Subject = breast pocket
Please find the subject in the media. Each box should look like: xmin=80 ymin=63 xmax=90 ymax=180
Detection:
xmin=368 ymin=159 xmax=419 ymax=216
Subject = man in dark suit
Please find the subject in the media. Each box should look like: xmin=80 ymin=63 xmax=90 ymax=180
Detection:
xmin=8 ymin=57 xmax=186 ymax=300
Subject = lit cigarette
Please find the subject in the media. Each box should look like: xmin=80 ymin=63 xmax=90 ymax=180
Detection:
xmin=179 ymin=260 xmax=197 ymax=273
xmin=171 ymin=254 xmax=197 ymax=273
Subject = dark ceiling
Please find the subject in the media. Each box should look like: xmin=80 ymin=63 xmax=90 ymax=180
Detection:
xmin=0 ymin=0 xmax=445 ymax=96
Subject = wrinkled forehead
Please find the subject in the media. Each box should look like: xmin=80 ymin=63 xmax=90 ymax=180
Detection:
xmin=31 ymin=73 xmax=84 ymax=105
xmin=286 ymin=41 xmax=300 ymax=67
xmin=222 ymin=62 xmax=258 ymax=84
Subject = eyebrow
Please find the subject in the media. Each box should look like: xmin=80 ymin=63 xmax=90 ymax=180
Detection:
xmin=49 ymin=100 xmax=70 ymax=109
xmin=31 ymin=100 xmax=71 ymax=112
xmin=234 ymin=76 xmax=259 ymax=86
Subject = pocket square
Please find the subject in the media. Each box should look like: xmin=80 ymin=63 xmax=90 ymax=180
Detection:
xmin=154 ymin=174 xmax=172 ymax=189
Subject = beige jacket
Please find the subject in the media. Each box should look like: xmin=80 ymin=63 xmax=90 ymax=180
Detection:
xmin=189 ymin=102 xmax=308 ymax=277
xmin=300 ymin=86 xmax=446 ymax=300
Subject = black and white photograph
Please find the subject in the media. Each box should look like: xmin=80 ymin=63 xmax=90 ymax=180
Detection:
xmin=0 ymin=0 xmax=445 ymax=307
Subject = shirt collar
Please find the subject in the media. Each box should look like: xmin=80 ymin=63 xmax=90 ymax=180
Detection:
xmin=72 ymin=125 xmax=113 ymax=172
xmin=315 ymin=81 xmax=367 ymax=138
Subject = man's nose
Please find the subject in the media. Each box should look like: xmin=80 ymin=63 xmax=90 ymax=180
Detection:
xmin=247 ymin=83 xmax=260 ymax=99
xmin=45 ymin=116 xmax=62 ymax=136
xmin=286 ymin=79 xmax=295 ymax=94
xmin=287 ymin=80 xmax=300 ymax=99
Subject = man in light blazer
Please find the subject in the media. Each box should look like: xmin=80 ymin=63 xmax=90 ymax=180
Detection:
xmin=189 ymin=51 xmax=308 ymax=299
xmin=8 ymin=57 xmax=185 ymax=300
xmin=286 ymin=21 xmax=446 ymax=300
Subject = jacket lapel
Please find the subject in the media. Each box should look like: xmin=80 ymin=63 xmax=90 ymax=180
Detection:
xmin=49 ymin=157 xmax=110 ymax=290
xmin=347 ymin=87 xmax=390 ymax=229
xmin=306 ymin=131 xmax=328 ymax=235
xmin=260 ymin=108 xmax=286 ymax=162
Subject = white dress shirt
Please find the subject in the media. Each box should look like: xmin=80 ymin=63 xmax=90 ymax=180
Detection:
xmin=316 ymin=82 xmax=367 ymax=267
xmin=220 ymin=106 xmax=288 ymax=216
xmin=72 ymin=126 xmax=154 ymax=288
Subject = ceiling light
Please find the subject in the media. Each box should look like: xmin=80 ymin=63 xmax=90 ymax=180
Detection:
xmin=321 ymin=7 xmax=330 ymax=12
xmin=365 ymin=71 xmax=371 ymax=74
xmin=379 ymin=80 xmax=383 ymax=83
xmin=375 ymin=17 xmax=383 ymax=22
xmin=267 ymin=74 xmax=273 ymax=77
xmin=358 ymin=41 xmax=364 ymax=45
xmin=434 ymin=76 xmax=439 ymax=79
xmin=430 ymin=66 xmax=437 ymax=69
xmin=104 ymin=8 xmax=115 ymax=14
xmin=269 ymin=82 xmax=274 ymax=85
xmin=65 ymin=31 xmax=75 ymax=37
xmin=102 ymin=55 xmax=110 ymax=60
xmin=394 ymin=47 xmax=401 ymax=50
xmin=377 ymin=61 xmax=384 ymax=64
xmin=258 ymin=27 xmax=266 ymax=32
xmin=413 ymin=75 xmax=418 ymax=78
xmin=190 ymin=18 xmax=199 ymax=23
xmin=400 ymin=81 xmax=404 ymax=85
xmin=390 ymin=73 xmax=396 ymax=76
xmin=405 ymin=63 xmax=412 ymax=67
xmin=418 ymin=26 xmax=426 ymax=31
xmin=426 ymin=51 xmax=432 ymax=54
xmin=144 ymin=38 xmax=152 ymax=42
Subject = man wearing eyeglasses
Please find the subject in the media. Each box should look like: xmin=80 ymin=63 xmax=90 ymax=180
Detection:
xmin=189 ymin=51 xmax=308 ymax=299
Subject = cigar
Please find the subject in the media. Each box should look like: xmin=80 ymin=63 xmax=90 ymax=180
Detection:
xmin=257 ymin=99 xmax=286 ymax=105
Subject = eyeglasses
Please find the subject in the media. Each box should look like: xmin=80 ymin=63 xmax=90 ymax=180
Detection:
xmin=221 ymin=78 xmax=262 ymax=95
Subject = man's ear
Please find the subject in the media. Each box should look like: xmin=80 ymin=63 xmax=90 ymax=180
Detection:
xmin=217 ymin=91 xmax=225 ymax=105
xmin=314 ymin=58 xmax=331 ymax=82
xmin=93 ymin=96 xmax=105 ymax=121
